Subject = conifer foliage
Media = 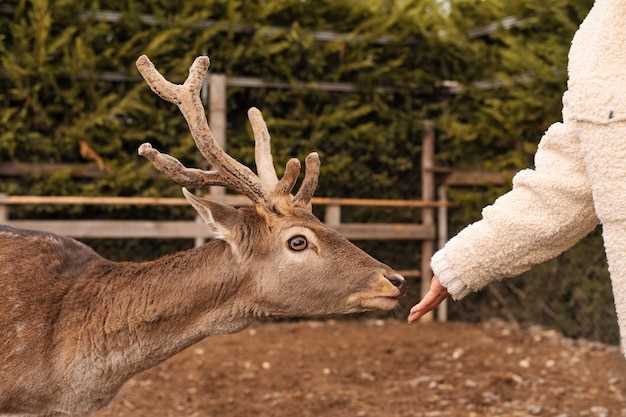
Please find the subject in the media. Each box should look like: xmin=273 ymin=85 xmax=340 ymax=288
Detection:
xmin=2 ymin=0 xmax=615 ymax=342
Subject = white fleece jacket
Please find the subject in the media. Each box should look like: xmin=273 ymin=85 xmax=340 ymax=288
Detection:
xmin=434 ymin=0 xmax=626 ymax=347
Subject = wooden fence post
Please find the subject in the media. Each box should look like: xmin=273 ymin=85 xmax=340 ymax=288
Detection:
xmin=325 ymin=204 xmax=341 ymax=227
xmin=209 ymin=73 xmax=227 ymax=202
xmin=420 ymin=121 xmax=436 ymax=321
xmin=0 ymin=194 xmax=8 ymax=224
xmin=436 ymin=185 xmax=449 ymax=322
xmin=195 ymin=73 xmax=227 ymax=248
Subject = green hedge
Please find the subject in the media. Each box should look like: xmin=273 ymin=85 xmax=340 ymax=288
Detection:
xmin=2 ymin=0 xmax=616 ymax=343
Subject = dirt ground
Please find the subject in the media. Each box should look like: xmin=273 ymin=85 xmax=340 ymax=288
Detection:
xmin=95 ymin=319 xmax=626 ymax=417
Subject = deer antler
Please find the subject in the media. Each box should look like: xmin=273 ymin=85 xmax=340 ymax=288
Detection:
xmin=136 ymin=55 xmax=320 ymax=210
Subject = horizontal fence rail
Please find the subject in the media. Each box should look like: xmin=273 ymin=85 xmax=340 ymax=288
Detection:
xmin=0 ymin=195 xmax=439 ymax=242
xmin=0 ymin=195 xmax=450 ymax=208
xmin=0 ymin=194 xmax=425 ymax=283
xmin=3 ymin=220 xmax=434 ymax=241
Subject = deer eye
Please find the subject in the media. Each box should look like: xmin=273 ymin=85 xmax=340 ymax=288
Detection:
xmin=288 ymin=235 xmax=308 ymax=252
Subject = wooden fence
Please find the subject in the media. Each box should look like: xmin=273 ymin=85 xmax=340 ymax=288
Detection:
xmin=0 ymin=192 xmax=450 ymax=320
xmin=0 ymin=72 xmax=456 ymax=321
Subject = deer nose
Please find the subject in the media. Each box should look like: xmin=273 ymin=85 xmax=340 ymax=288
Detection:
xmin=385 ymin=273 xmax=406 ymax=293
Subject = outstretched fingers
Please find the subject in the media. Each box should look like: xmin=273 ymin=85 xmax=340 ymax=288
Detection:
xmin=407 ymin=277 xmax=448 ymax=323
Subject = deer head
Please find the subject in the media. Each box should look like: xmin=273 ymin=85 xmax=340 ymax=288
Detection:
xmin=136 ymin=55 xmax=406 ymax=317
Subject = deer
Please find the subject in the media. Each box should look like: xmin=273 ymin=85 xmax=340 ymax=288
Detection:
xmin=0 ymin=55 xmax=407 ymax=417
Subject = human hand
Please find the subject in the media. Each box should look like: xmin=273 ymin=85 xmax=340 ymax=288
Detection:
xmin=407 ymin=276 xmax=448 ymax=323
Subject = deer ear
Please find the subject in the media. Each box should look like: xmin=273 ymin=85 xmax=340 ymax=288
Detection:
xmin=182 ymin=188 xmax=239 ymax=240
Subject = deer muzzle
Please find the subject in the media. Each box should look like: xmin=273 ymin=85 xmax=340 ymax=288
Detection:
xmin=347 ymin=270 xmax=407 ymax=311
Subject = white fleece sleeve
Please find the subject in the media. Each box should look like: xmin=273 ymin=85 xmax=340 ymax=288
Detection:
xmin=434 ymin=122 xmax=598 ymax=299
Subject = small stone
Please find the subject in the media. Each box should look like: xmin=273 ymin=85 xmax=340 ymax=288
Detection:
xmin=519 ymin=358 xmax=530 ymax=368
xmin=590 ymin=406 xmax=609 ymax=417
xmin=527 ymin=404 xmax=543 ymax=415
xmin=506 ymin=347 xmax=515 ymax=355
xmin=452 ymin=348 xmax=464 ymax=360
xmin=465 ymin=379 xmax=477 ymax=388
xmin=248 ymin=329 xmax=257 ymax=336
xmin=481 ymin=391 xmax=498 ymax=403
xmin=545 ymin=360 xmax=555 ymax=368
xmin=194 ymin=348 xmax=205 ymax=355
xmin=407 ymin=376 xmax=431 ymax=387
xmin=261 ymin=361 xmax=271 ymax=370
xmin=359 ymin=372 xmax=375 ymax=381
xmin=322 ymin=368 xmax=331 ymax=375
xmin=375 ymin=319 xmax=385 ymax=327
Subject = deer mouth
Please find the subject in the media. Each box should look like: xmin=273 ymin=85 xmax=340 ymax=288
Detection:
xmin=357 ymin=293 xmax=402 ymax=311
xmin=346 ymin=272 xmax=406 ymax=311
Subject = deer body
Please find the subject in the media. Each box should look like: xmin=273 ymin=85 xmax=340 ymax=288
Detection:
xmin=0 ymin=55 xmax=406 ymax=416
xmin=0 ymin=226 xmax=253 ymax=416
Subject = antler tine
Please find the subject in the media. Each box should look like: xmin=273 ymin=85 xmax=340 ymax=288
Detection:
xmin=138 ymin=143 xmax=229 ymax=189
xmin=184 ymin=56 xmax=209 ymax=93
xmin=294 ymin=152 xmax=321 ymax=208
xmin=136 ymin=55 xmax=269 ymax=204
xmin=274 ymin=158 xmax=301 ymax=195
xmin=248 ymin=107 xmax=279 ymax=191
xmin=136 ymin=55 xmax=180 ymax=104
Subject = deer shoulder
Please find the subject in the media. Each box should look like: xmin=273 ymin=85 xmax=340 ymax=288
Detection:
xmin=0 ymin=226 xmax=114 ymax=415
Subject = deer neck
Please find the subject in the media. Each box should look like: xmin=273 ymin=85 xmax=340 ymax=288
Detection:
xmin=70 ymin=240 xmax=254 ymax=383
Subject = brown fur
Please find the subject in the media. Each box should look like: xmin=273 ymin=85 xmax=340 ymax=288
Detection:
xmin=0 ymin=205 xmax=404 ymax=417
